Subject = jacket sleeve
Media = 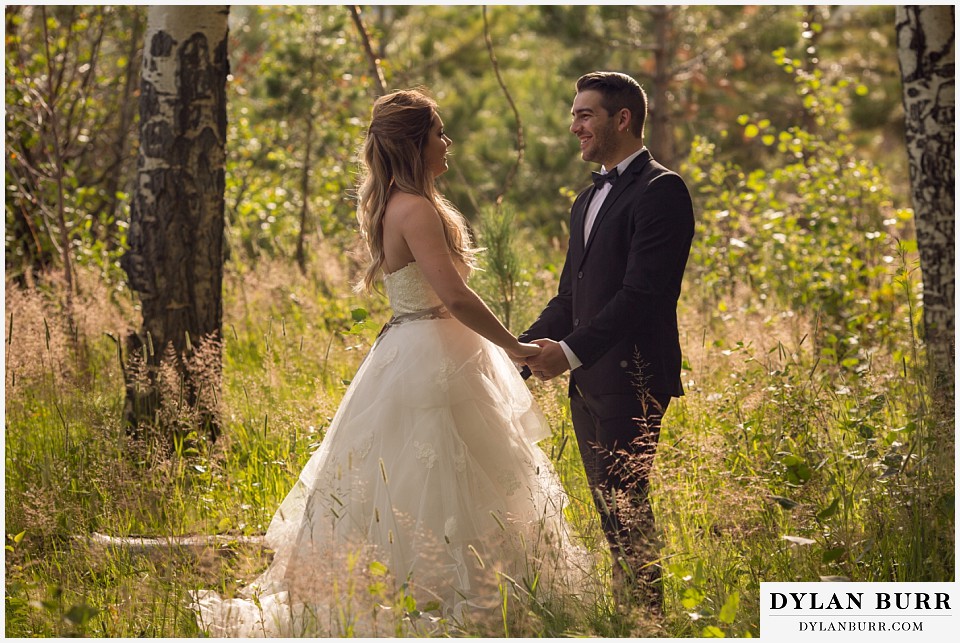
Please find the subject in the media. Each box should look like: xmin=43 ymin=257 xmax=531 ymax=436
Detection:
xmin=563 ymin=174 xmax=694 ymax=369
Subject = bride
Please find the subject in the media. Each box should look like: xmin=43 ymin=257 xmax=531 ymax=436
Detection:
xmin=193 ymin=89 xmax=594 ymax=636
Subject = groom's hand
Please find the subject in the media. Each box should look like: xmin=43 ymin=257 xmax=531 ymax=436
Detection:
xmin=525 ymin=339 xmax=570 ymax=381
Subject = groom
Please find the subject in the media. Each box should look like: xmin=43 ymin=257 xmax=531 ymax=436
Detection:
xmin=522 ymin=71 xmax=694 ymax=611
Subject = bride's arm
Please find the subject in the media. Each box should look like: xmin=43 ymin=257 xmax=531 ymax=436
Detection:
xmin=396 ymin=199 xmax=539 ymax=361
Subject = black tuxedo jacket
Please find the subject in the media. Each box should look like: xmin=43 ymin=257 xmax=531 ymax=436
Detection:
xmin=522 ymin=149 xmax=694 ymax=399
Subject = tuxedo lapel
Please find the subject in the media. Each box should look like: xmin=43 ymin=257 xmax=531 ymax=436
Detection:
xmin=581 ymin=178 xmax=629 ymax=260
xmin=570 ymin=189 xmax=590 ymax=256
xmin=580 ymin=150 xmax=652 ymax=265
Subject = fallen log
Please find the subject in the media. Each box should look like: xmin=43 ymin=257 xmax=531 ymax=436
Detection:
xmin=78 ymin=532 xmax=265 ymax=555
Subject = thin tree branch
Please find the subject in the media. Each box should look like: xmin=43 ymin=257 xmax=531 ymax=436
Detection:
xmin=297 ymin=15 xmax=321 ymax=273
xmin=349 ymin=5 xmax=386 ymax=96
xmin=447 ymin=155 xmax=482 ymax=215
xmin=41 ymin=5 xmax=74 ymax=301
xmin=50 ymin=6 xmax=78 ymax=101
xmin=482 ymin=5 xmax=524 ymax=208
xmin=103 ymin=7 xmax=144 ymax=247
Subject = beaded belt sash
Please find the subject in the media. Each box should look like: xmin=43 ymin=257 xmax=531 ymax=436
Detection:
xmin=376 ymin=304 xmax=450 ymax=341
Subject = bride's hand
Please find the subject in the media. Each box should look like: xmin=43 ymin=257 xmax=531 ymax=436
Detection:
xmin=507 ymin=341 xmax=541 ymax=362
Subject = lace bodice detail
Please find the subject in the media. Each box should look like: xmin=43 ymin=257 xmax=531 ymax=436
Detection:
xmin=383 ymin=262 xmax=444 ymax=315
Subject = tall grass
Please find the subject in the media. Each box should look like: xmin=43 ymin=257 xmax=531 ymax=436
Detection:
xmin=651 ymin=248 xmax=951 ymax=637
xmin=5 ymin=226 xmax=950 ymax=637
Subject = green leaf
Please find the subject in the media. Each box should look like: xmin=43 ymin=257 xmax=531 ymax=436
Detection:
xmin=65 ymin=603 xmax=98 ymax=625
xmin=667 ymin=562 xmax=690 ymax=579
xmin=702 ymin=625 xmax=726 ymax=637
xmin=772 ymin=495 xmax=798 ymax=509
xmin=719 ymin=592 xmax=740 ymax=624
xmin=790 ymin=463 xmax=812 ymax=484
xmin=681 ymin=587 xmax=705 ymax=610
xmin=822 ymin=547 xmax=846 ymax=564
xmin=402 ymin=594 xmax=417 ymax=612
xmin=879 ymin=465 xmax=900 ymax=479
xmin=369 ymin=560 xmax=388 ymax=576
xmin=781 ymin=454 xmax=801 ymax=467
xmin=350 ymin=308 xmax=369 ymax=322
xmin=817 ymin=497 xmax=840 ymax=520
xmin=939 ymin=493 xmax=955 ymax=519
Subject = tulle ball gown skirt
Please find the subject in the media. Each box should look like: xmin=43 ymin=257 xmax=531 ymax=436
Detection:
xmin=192 ymin=314 xmax=595 ymax=636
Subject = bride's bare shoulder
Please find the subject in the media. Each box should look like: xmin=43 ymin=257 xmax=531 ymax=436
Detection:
xmin=385 ymin=192 xmax=439 ymax=226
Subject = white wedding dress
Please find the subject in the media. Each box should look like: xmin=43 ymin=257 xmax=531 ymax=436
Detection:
xmin=192 ymin=262 xmax=594 ymax=636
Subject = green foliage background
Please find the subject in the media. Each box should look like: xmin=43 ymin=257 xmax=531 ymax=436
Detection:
xmin=4 ymin=4 xmax=952 ymax=638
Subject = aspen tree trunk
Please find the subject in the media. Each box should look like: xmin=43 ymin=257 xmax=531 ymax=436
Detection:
xmin=896 ymin=5 xmax=955 ymax=394
xmin=121 ymin=6 xmax=229 ymax=439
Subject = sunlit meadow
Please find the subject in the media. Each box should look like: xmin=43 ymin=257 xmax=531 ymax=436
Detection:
xmin=5 ymin=198 xmax=950 ymax=637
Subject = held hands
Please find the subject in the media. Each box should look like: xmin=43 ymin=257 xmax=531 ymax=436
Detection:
xmin=523 ymin=338 xmax=570 ymax=381
xmin=506 ymin=341 xmax=542 ymax=363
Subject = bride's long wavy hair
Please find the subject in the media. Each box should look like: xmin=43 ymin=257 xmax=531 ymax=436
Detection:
xmin=355 ymin=89 xmax=476 ymax=292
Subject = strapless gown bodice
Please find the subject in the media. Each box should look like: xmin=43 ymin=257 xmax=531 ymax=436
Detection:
xmin=383 ymin=262 xmax=443 ymax=315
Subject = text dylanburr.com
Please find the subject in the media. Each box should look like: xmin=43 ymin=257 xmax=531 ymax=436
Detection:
xmin=760 ymin=582 xmax=956 ymax=641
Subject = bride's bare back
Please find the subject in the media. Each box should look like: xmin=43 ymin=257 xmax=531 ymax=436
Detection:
xmin=381 ymin=191 xmax=424 ymax=274
xmin=379 ymin=190 xmax=538 ymax=361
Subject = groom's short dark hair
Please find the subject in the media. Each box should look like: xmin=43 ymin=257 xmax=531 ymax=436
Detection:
xmin=576 ymin=71 xmax=647 ymax=138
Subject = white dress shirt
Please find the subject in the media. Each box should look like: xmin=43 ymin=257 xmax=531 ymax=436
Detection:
xmin=559 ymin=147 xmax=646 ymax=371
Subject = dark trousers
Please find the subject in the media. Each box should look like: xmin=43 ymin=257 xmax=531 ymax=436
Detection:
xmin=570 ymin=387 xmax=670 ymax=603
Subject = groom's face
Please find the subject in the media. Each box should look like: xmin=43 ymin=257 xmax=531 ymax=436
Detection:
xmin=570 ymin=90 xmax=618 ymax=167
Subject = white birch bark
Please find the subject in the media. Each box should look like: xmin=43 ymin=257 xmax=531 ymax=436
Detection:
xmin=121 ymin=6 xmax=230 ymax=436
xmin=896 ymin=5 xmax=955 ymax=392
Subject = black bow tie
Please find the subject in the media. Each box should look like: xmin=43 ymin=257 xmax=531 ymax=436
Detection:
xmin=591 ymin=168 xmax=619 ymax=189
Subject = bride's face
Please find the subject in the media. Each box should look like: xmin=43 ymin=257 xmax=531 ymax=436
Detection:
xmin=423 ymin=113 xmax=452 ymax=178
